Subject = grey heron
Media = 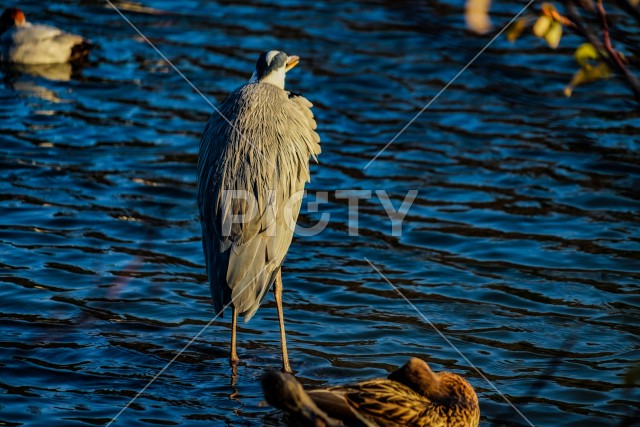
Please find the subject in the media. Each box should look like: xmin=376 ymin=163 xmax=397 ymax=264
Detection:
xmin=197 ymin=50 xmax=320 ymax=373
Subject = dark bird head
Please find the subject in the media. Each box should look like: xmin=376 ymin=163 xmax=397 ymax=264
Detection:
xmin=250 ymin=50 xmax=300 ymax=89
xmin=388 ymin=357 xmax=478 ymax=410
xmin=261 ymin=371 xmax=334 ymax=426
xmin=388 ymin=358 xmax=442 ymax=398
xmin=0 ymin=7 xmax=26 ymax=35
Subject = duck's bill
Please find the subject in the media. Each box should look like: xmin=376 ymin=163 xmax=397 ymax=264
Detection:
xmin=285 ymin=55 xmax=299 ymax=72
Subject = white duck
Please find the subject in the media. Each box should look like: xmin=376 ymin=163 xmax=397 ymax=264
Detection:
xmin=0 ymin=7 xmax=91 ymax=64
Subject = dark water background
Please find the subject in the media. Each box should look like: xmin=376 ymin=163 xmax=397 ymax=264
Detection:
xmin=1 ymin=0 xmax=639 ymax=426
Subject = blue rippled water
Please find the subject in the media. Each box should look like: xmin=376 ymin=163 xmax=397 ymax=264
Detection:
xmin=0 ymin=0 xmax=639 ymax=426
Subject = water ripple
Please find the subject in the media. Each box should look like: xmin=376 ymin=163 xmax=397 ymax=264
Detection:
xmin=0 ymin=0 xmax=639 ymax=426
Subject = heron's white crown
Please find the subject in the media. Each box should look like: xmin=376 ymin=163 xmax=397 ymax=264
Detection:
xmin=249 ymin=50 xmax=294 ymax=90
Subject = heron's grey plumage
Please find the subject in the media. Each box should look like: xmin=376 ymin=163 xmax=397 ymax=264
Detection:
xmin=197 ymin=78 xmax=320 ymax=322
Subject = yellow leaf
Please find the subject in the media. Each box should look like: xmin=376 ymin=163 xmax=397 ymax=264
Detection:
xmin=506 ymin=18 xmax=527 ymax=43
xmin=465 ymin=0 xmax=493 ymax=34
xmin=545 ymin=21 xmax=562 ymax=49
xmin=564 ymin=61 xmax=612 ymax=96
xmin=574 ymin=43 xmax=599 ymax=66
xmin=533 ymin=15 xmax=552 ymax=37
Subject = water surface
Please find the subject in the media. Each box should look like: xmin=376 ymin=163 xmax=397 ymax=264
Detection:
xmin=1 ymin=1 xmax=639 ymax=426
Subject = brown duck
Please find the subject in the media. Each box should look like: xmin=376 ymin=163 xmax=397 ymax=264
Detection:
xmin=261 ymin=358 xmax=480 ymax=427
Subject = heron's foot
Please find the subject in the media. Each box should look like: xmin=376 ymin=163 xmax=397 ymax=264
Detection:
xmin=230 ymin=354 xmax=240 ymax=367
xmin=281 ymin=361 xmax=292 ymax=374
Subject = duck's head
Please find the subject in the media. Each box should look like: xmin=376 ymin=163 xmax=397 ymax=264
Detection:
xmin=249 ymin=50 xmax=299 ymax=90
xmin=388 ymin=358 xmax=479 ymax=409
xmin=0 ymin=7 xmax=26 ymax=35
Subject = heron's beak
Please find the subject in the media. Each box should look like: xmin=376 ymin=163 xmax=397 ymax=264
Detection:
xmin=285 ymin=55 xmax=299 ymax=72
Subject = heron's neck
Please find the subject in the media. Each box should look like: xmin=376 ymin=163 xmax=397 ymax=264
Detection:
xmin=250 ymin=68 xmax=286 ymax=90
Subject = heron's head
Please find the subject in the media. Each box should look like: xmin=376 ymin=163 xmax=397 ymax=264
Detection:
xmin=249 ymin=50 xmax=299 ymax=90
xmin=0 ymin=7 xmax=26 ymax=35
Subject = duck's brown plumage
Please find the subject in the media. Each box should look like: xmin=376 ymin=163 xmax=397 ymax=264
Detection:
xmin=262 ymin=358 xmax=480 ymax=427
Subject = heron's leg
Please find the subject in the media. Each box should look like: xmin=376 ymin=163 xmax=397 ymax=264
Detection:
xmin=230 ymin=306 xmax=239 ymax=366
xmin=274 ymin=269 xmax=292 ymax=373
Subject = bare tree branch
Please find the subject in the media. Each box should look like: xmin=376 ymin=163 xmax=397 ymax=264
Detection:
xmin=563 ymin=0 xmax=640 ymax=103
xmin=595 ymin=0 xmax=640 ymax=102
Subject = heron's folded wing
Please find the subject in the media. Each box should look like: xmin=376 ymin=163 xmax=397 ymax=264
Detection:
xmin=286 ymin=92 xmax=321 ymax=168
xmin=197 ymin=84 xmax=320 ymax=319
